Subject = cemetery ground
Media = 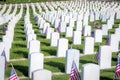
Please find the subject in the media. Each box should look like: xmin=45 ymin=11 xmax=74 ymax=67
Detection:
xmin=0 ymin=1 xmax=120 ymax=80
xmin=0 ymin=0 xmax=66 ymax=4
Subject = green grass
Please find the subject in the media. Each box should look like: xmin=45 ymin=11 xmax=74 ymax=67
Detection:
xmin=52 ymin=74 xmax=69 ymax=80
xmin=10 ymin=7 xmax=28 ymax=59
xmin=2 ymin=1 xmax=120 ymax=80
xmin=0 ymin=0 xmax=67 ymax=4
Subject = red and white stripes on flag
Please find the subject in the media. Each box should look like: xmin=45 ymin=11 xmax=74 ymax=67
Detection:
xmin=8 ymin=64 xmax=19 ymax=80
xmin=114 ymin=53 xmax=120 ymax=79
xmin=69 ymin=60 xmax=81 ymax=80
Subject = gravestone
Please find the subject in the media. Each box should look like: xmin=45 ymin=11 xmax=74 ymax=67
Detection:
xmin=3 ymin=35 xmax=11 ymax=49
xmin=39 ymin=20 xmax=45 ymax=29
xmin=94 ymin=29 xmax=102 ymax=42
xmin=54 ymin=18 xmax=60 ymax=28
xmin=65 ymin=49 xmax=80 ymax=73
xmin=65 ymin=16 xmax=69 ymax=23
xmin=73 ymin=31 xmax=82 ymax=45
xmin=76 ymin=20 xmax=82 ymax=31
xmin=26 ymin=29 xmax=34 ymax=37
xmin=101 ymin=13 xmax=107 ymax=22
xmin=84 ymin=37 xmax=94 ymax=54
xmin=84 ymin=25 xmax=91 ymax=36
xmin=115 ymin=28 xmax=120 ymax=41
xmin=65 ymin=27 xmax=73 ymax=37
xmin=46 ymin=27 xmax=54 ymax=39
xmin=43 ymin=23 xmax=50 ymax=34
xmin=69 ymin=18 xmax=75 ymax=27
xmin=77 ymin=14 xmax=83 ymax=21
xmin=57 ymin=38 xmax=68 ymax=57
xmin=83 ymin=13 xmax=89 ymax=26
xmin=59 ymin=21 xmax=66 ymax=32
xmin=102 ymin=24 xmax=108 ymax=36
xmin=82 ymin=63 xmax=100 ymax=80
xmin=90 ymin=12 xmax=95 ymax=22
xmin=32 ymin=69 xmax=52 ymax=80
xmin=110 ymin=34 xmax=119 ymax=52
xmin=27 ymin=33 xmax=36 ymax=48
xmin=51 ymin=17 xmax=55 ymax=25
xmin=50 ymin=32 xmax=60 ymax=46
xmin=25 ymin=23 xmax=32 ymax=32
xmin=116 ymin=11 xmax=120 ymax=19
xmin=95 ymin=11 xmax=100 ymax=20
xmin=29 ymin=40 xmax=40 ymax=57
xmin=2 ymin=36 xmax=10 ymax=62
xmin=0 ymin=42 xmax=5 ymax=55
xmin=107 ymin=20 xmax=113 ymax=29
xmin=0 ymin=56 xmax=5 ymax=80
xmin=98 ymin=45 xmax=112 ymax=69
xmin=29 ymin=53 xmax=44 ymax=78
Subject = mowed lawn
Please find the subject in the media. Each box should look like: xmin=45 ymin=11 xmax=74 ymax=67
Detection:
xmin=0 ymin=1 xmax=119 ymax=80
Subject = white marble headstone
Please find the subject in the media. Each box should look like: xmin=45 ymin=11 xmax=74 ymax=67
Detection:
xmin=0 ymin=42 xmax=5 ymax=55
xmin=84 ymin=25 xmax=91 ymax=36
xmin=55 ymin=18 xmax=60 ymax=28
xmin=29 ymin=53 xmax=44 ymax=78
xmin=46 ymin=27 xmax=54 ymax=39
xmin=32 ymin=69 xmax=52 ymax=80
xmin=98 ymin=45 xmax=112 ymax=69
xmin=43 ymin=23 xmax=50 ymax=34
xmin=0 ymin=56 xmax=5 ymax=80
xmin=76 ymin=20 xmax=82 ymax=31
xmin=65 ymin=27 xmax=73 ymax=37
xmin=90 ymin=12 xmax=95 ymax=22
xmin=29 ymin=40 xmax=40 ymax=57
xmin=110 ymin=34 xmax=119 ymax=52
xmin=65 ymin=49 xmax=80 ymax=73
xmin=50 ymin=32 xmax=60 ymax=46
xmin=115 ymin=28 xmax=120 ymax=41
xmin=57 ymin=38 xmax=68 ymax=57
xmin=84 ymin=37 xmax=94 ymax=54
xmin=59 ymin=21 xmax=66 ymax=32
xmin=27 ymin=33 xmax=36 ymax=48
xmin=2 ymin=36 xmax=10 ymax=62
xmin=94 ymin=29 xmax=102 ymax=42
xmin=69 ymin=18 xmax=75 ymax=27
xmin=82 ymin=63 xmax=100 ymax=80
xmin=102 ymin=24 xmax=108 ymax=36
xmin=107 ymin=20 xmax=113 ymax=29
xmin=73 ymin=31 xmax=82 ymax=45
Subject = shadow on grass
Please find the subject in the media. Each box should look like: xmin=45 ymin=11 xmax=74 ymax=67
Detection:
xmin=15 ymin=31 xmax=25 ymax=35
xmin=14 ymin=36 xmax=26 ymax=41
xmin=14 ymin=65 xmax=28 ymax=76
xmin=112 ymin=57 xmax=117 ymax=62
xmin=41 ymin=41 xmax=50 ymax=46
xmin=41 ymin=47 xmax=56 ymax=56
xmin=80 ymin=59 xmax=96 ymax=65
xmin=12 ymin=50 xmax=28 ymax=58
xmin=44 ymin=61 xmax=65 ymax=72
xmin=37 ymin=34 xmax=46 ymax=39
xmin=100 ymin=76 xmax=113 ymax=80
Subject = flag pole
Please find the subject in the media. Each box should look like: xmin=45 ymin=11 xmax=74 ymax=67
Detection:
xmin=10 ymin=63 xmax=19 ymax=80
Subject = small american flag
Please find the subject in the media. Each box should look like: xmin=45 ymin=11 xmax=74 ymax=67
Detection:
xmin=69 ymin=60 xmax=81 ymax=80
xmin=8 ymin=65 xmax=19 ymax=80
xmin=114 ymin=53 xmax=120 ymax=79
xmin=55 ymin=27 xmax=60 ymax=33
xmin=1 ymin=49 xmax=7 ymax=68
